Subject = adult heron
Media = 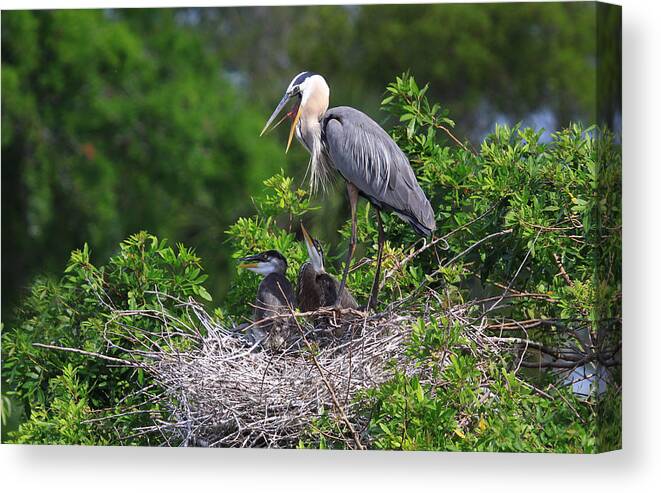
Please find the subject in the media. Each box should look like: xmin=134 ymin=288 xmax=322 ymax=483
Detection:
xmin=297 ymin=223 xmax=358 ymax=312
xmin=261 ymin=71 xmax=436 ymax=309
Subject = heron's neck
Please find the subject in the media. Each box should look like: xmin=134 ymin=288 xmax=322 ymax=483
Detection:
xmin=299 ymin=82 xmax=328 ymax=143
xmin=299 ymin=86 xmax=333 ymax=193
xmin=298 ymin=114 xmax=320 ymax=153
xmin=298 ymin=263 xmax=322 ymax=312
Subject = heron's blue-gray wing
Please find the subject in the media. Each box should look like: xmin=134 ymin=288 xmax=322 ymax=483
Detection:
xmin=323 ymin=107 xmax=436 ymax=236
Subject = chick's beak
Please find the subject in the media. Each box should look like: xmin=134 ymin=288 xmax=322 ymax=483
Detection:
xmin=238 ymin=254 xmax=260 ymax=270
xmin=300 ymin=222 xmax=314 ymax=249
xmin=238 ymin=262 xmax=258 ymax=269
xmin=301 ymin=223 xmax=324 ymax=272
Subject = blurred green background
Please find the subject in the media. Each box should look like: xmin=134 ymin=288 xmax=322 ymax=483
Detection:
xmin=2 ymin=3 xmax=604 ymax=318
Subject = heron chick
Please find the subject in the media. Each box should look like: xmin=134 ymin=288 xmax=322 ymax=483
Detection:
xmin=261 ymin=71 xmax=436 ymax=310
xmin=238 ymin=250 xmax=295 ymax=347
xmin=297 ymin=223 xmax=358 ymax=312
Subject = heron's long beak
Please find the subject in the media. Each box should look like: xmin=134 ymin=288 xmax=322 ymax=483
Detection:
xmin=300 ymin=223 xmax=324 ymax=272
xmin=238 ymin=254 xmax=260 ymax=270
xmin=260 ymin=93 xmax=291 ymax=137
xmin=286 ymin=105 xmax=302 ymax=154
xmin=301 ymin=222 xmax=314 ymax=249
xmin=238 ymin=262 xmax=258 ymax=269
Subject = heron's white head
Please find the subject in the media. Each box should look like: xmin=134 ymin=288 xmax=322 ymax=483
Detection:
xmin=238 ymin=250 xmax=288 ymax=276
xmin=300 ymin=223 xmax=325 ymax=274
xmin=260 ymin=71 xmax=330 ymax=152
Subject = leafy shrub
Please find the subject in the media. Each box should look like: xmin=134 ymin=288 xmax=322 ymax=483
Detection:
xmin=3 ymin=232 xmax=212 ymax=444
xmin=10 ymin=365 xmax=105 ymax=446
xmin=354 ymin=320 xmax=594 ymax=453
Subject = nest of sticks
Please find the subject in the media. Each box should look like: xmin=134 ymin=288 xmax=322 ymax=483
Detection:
xmin=98 ymin=295 xmax=440 ymax=448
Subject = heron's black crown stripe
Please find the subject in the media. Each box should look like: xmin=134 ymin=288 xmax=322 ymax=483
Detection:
xmin=293 ymin=71 xmax=317 ymax=86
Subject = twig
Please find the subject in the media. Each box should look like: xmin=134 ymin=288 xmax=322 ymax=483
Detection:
xmin=444 ymin=229 xmax=513 ymax=267
xmin=553 ymin=253 xmax=575 ymax=287
xmin=435 ymin=123 xmax=476 ymax=155
xmin=380 ymin=202 xmax=501 ymax=289
xmin=32 ymin=343 xmax=137 ymax=365
xmin=479 ymin=229 xmax=540 ymax=319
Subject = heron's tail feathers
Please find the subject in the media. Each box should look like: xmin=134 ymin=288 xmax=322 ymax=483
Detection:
xmin=394 ymin=210 xmax=436 ymax=237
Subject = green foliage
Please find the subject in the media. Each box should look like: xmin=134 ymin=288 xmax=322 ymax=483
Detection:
xmin=11 ymin=365 xmax=106 ymax=445
xmin=1 ymin=393 xmax=12 ymax=427
xmin=357 ymin=320 xmax=595 ymax=452
xmin=257 ymin=172 xmax=319 ymax=219
xmin=1 ymin=9 xmax=288 ymax=316
xmin=205 ymin=3 xmax=600 ymax=133
xmin=2 ymin=231 xmax=213 ymax=444
xmin=354 ymin=3 xmax=597 ymax=126
xmin=380 ymin=74 xmax=620 ymax=326
xmin=595 ymin=384 xmax=622 ymax=453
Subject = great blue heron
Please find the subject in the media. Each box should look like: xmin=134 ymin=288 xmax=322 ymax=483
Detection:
xmin=261 ymin=72 xmax=436 ymax=309
xmin=238 ymin=250 xmax=295 ymax=346
xmin=297 ymin=223 xmax=358 ymax=312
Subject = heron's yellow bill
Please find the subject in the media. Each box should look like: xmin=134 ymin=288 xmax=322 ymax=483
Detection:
xmin=286 ymin=106 xmax=302 ymax=153
xmin=238 ymin=262 xmax=258 ymax=269
xmin=300 ymin=222 xmax=314 ymax=248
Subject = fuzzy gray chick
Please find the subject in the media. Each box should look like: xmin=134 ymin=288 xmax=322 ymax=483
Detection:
xmin=238 ymin=250 xmax=295 ymax=346
xmin=297 ymin=223 xmax=358 ymax=312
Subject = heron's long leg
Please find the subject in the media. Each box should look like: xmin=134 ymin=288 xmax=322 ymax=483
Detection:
xmin=336 ymin=183 xmax=359 ymax=307
xmin=368 ymin=208 xmax=385 ymax=310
